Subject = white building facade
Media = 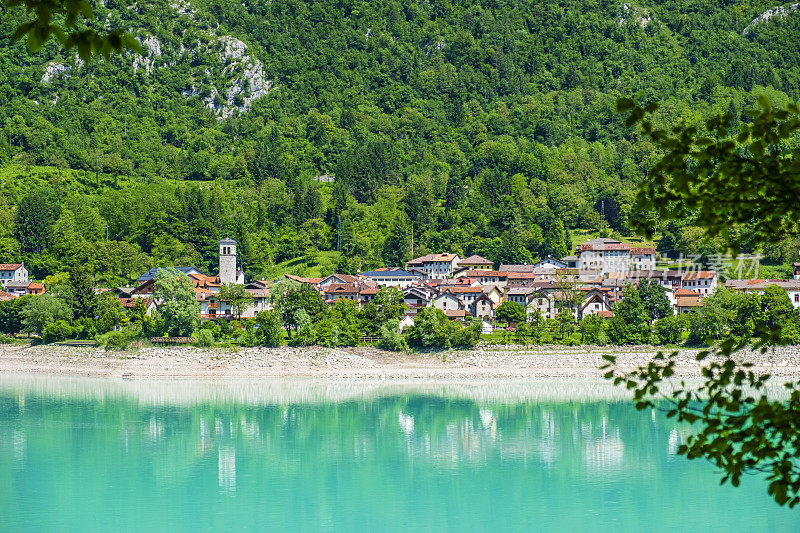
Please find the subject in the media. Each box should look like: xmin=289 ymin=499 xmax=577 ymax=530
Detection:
xmin=0 ymin=263 xmax=28 ymax=289
xmin=406 ymin=253 xmax=462 ymax=279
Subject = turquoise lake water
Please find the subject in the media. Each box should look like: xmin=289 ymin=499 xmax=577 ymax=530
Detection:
xmin=0 ymin=376 xmax=798 ymax=532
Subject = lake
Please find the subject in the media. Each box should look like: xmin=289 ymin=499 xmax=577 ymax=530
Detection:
xmin=0 ymin=375 xmax=797 ymax=532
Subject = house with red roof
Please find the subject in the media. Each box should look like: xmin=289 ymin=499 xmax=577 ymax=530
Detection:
xmin=457 ymin=255 xmax=494 ymax=271
xmin=26 ymin=282 xmax=45 ymax=295
xmin=0 ymin=263 xmax=28 ymax=290
xmin=681 ymin=271 xmax=718 ymax=295
xmin=725 ymin=279 xmax=800 ymax=309
xmin=675 ymin=289 xmax=705 ymax=314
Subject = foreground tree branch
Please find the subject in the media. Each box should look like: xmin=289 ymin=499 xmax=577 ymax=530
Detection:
xmin=607 ymin=97 xmax=800 ymax=507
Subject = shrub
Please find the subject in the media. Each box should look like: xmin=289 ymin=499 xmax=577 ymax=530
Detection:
xmin=142 ymin=313 xmax=165 ymax=338
xmin=43 ymin=320 xmax=73 ymax=343
xmin=377 ymin=319 xmax=407 ymax=351
xmin=314 ymin=318 xmax=339 ymax=347
xmin=198 ymin=320 xmax=221 ymax=340
xmin=450 ymin=319 xmax=481 ymax=348
xmin=579 ymin=314 xmax=605 ymax=345
xmin=195 ymin=329 xmax=214 ymax=348
xmin=237 ymin=327 xmax=259 ymax=347
xmin=654 ymin=315 xmax=682 ymax=345
xmin=288 ymin=309 xmax=316 ymax=346
xmin=495 ymin=301 xmax=527 ymax=325
xmin=256 ymin=311 xmax=283 ymax=347
xmin=218 ymin=319 xmax=234 ymax=338
xmin=105 ymin=331 xmax=132 ymax=350
xmin=74 ymin=317 xmax=97 ymax=340
xmin=97 ymin=326 xmax=139 ymax=350
xmin=406 ymin=308 xmax=480 ymax=349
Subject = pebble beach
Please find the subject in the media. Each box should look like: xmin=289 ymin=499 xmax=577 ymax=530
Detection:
xmin=2 ymin=343 xmax=800 ymax=380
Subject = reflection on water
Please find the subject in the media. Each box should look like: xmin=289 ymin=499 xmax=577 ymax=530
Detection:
xmin=218 ymin=446 xmax=235 ymax=492
xmin=0 ymin=375 xmax=798 ymax=532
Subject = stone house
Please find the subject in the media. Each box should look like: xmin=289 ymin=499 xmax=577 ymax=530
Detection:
xmin=432 ymin=291 xmax=465 ymax=313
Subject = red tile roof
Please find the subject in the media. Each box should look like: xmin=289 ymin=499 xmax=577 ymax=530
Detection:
xmin=0 ymin=263 xmax=23 ymax=271
xmin=675 ymin=289 xmax=702 ymax=297
xmin=630 ymin=247 xmax=656 ymax=255
xmin=507 ymin=272 xmax=540 ymax=280
xmin=323 ymin=283 xmax=360 ymax=294
xmin=579 ymin=242 xmax=630 ymax=251
xmin=458 ymin=255 xmax=493 ymax=265
xmin=119 ymin=297 xmax=152 ymax=308
xmin=460 ymin=269 xmax=507 ymax=277
xmin=407 ymin=253 xmax=459 ymax=265
xmin=285 ymin=274 xmax=323 ymax=284
xmin=676 ymin=296 xmax=704 ymax=307
xmin=682 ymin=271 xmax=716 ymax=280
xmin=448 ymin=286 xmax=483 ymax=294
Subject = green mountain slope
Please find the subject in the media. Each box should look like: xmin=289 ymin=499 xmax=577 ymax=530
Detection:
xmin=0 ymin=0 xmax=799 ymax=281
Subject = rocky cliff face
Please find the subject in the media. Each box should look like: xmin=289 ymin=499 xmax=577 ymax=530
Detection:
xmin=743 ymin=3 xmax=800 ymax=35
xmin=39 ymin=0 xmax=273 ymax=119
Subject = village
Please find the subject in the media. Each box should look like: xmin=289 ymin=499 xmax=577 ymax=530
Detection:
xmin=3 ymin=236 xmax=800 ymax=333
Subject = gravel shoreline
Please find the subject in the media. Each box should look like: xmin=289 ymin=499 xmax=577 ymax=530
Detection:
xmin=2 ymin=343 xmax=800 ymax=380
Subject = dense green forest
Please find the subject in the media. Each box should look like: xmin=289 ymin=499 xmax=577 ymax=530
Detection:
xmin=2 ymin=0 xmax=800 ymax=282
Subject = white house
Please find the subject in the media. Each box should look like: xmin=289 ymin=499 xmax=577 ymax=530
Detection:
xmin=681 ymin=271 xmax=718 ymax=295
xmin=398 ymin=315 xmax=415 ymax=333
xmin=578 ymin=288 xmax=613 ymax=319
xmin=455 ymin=270 xmax=508 ymax=288
xmin=577 ymin=238 xmax=630 ymax=273
xmin=630 ymin=247 xmax=656 ymax=270
xmin=533 ymin=257 xmax=567 ymax=270
xmin=406 ymin=253 xmax=462 ymax=279
xmin=575 ymin=238 xmax=656 ymax=274
xmin=447 ymin=286 xmax=483 ymax=307
xmin=471 ymin=293 xmax=496 ymax=320
xmin=0 ymin=263 xmax=28 ymax=289
xmin=674 ymin=289 xmax=705 ymax=314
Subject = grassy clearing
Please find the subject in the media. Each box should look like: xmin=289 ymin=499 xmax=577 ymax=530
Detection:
xmin=570 ymin=229 xmax=656 ymax=249
xmin=259 ymin=250 xmax=342 ymax=280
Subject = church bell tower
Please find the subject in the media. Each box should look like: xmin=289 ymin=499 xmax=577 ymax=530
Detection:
xmin=219 ymin=238 xmax=237 ymax=284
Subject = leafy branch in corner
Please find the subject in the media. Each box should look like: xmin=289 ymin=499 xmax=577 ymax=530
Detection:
xmin=4 ymin=0 xmax=142 ymax=60
xmin=618 ymin=95 xmax=800 ymax=254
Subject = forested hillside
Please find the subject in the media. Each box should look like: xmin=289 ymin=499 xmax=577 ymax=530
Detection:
xmin=1 ymin=0 xmax=800 ymax=283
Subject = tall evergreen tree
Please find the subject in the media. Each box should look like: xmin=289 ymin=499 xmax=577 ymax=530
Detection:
xmin=382 ymin=214 xmax=412 ymax=267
